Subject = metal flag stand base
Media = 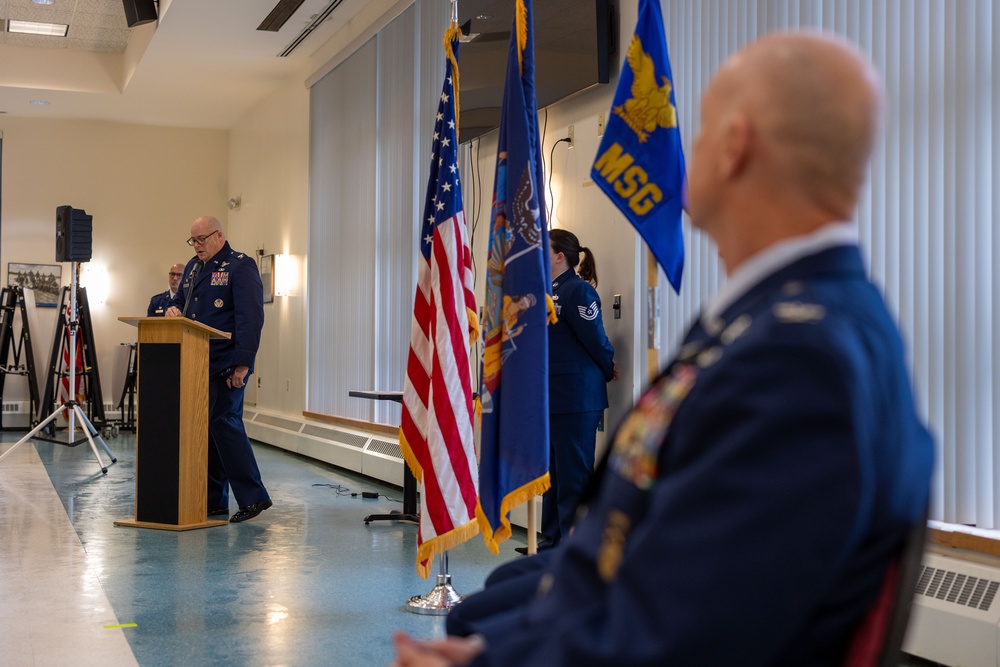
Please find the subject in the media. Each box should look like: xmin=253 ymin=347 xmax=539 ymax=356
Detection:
xmin=406 ymin=552 xmax=464 ymax=615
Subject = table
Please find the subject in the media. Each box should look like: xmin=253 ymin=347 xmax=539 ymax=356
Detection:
xmin=347 ymin=390 xmax=418 ymax=524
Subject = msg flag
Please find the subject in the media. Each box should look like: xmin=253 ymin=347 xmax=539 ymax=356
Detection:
xmin=591 ymin=0 xmax=686 ymax=293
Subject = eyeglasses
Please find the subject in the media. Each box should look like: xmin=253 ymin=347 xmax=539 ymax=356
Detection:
xmin=168 ymin=272 xmax=183 ymax=278
xmin=186 ymin=230 xmax=219 ymax=246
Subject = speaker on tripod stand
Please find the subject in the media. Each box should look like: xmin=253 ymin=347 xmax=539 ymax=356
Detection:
xmin=56 ymin=205 xmax=93 ymax=263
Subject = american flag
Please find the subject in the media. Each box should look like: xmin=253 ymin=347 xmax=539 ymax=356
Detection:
xmin=399 ymin=27 xmax=481 ymax=579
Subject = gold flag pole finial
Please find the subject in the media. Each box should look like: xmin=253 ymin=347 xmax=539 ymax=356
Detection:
xmin=444 ymin=2 xmax=461 ymax=135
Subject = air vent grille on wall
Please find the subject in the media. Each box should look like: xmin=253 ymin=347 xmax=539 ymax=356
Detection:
xmin=301 ymin=424 xmax=367 ymax=448
xmin=367 ymin=439 xmax=402 ymax=459
xmin=915 ymin=565 xmax=1000 ymax=611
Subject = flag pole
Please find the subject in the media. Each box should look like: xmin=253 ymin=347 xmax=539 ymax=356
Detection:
xmin=403 ymin=0 xmax=472 ymax=614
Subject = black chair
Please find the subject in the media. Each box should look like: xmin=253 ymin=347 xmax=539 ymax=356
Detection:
xmin=843 ymin=513 xmax=928 ymax=667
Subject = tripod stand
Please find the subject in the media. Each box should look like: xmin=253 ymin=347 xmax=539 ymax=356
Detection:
xmin=0 ymin=263 xmax=116 ymax=474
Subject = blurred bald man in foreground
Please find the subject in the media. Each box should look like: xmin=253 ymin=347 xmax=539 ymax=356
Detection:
xmin=391 ymin=31 xmax=933 ymax=667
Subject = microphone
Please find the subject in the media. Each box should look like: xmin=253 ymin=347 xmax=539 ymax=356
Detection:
xmin=181 ymin=260 xmax=205 ymax=317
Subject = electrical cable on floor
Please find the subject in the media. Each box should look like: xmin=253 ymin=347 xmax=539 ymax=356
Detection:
xmin=311 ymin=483 xmax=402 ymax=502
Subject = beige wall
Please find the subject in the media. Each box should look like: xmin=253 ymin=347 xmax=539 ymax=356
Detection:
xmin=226 ymin=76 xmax=309 ymax=415
xmin=0 ymin=117 xmax=228 ymax=406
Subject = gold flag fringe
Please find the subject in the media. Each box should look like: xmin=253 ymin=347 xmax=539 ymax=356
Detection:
xmin=476 ymin=471 xmax=551 ymax=554
xmin=416 ymin=518 xmax=481 ymax=579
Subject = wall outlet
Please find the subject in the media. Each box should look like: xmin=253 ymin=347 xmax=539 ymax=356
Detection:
xmin=567 ymin=124 xmax=574 ymax=146
xmin=598 ymin=112 xmax=605 ymax=136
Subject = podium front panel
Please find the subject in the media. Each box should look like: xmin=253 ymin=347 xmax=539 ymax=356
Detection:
xmin=136 ymin=342 xmax=181 ymax=524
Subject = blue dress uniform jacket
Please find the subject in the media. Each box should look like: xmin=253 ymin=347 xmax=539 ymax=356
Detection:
xmin=549 ymin=270 xmax=615 ymax=414
xmin=468 ymin=245 xmax=934 ymax=666
xmin=172 ymin=243 xmax=264 ymax=377
xmin=147 ymin=290 xmax=173 ymax=317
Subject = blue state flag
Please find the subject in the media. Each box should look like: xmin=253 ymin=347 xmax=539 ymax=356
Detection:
xmin=591 ymin=0 xmax=686 ymax=292
xmin=477 ymin=0 xmax=554 ymax=553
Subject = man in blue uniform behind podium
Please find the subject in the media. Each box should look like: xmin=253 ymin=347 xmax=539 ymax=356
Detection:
xmin=391 ymin=31 xmax=934 ymax=667
xmin=147 ymin=263 xmax=185 ymax=316
xmin=166 ymin=215 xmax=272 ymax=523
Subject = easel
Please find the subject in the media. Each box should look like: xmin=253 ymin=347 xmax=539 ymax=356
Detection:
xmin=113 ymin=342 xmax=137 ymax=433
xmin=39 ymin=283 xmax=106 ymax=434
xmin=0 ymin=264 xmax=117 ymax=474
xmin=0 ymin=287 xmax=41 ymax=430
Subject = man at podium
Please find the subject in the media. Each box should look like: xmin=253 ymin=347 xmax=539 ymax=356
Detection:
xmin=166 ymin=215 xmax=272 ymax=523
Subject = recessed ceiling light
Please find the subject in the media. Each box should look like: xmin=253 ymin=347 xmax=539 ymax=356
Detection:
xmin=8 ymin=20 xmax=69 ymax=36
xmin=31 ymin=0 xmax=56 ymax=5
xmin=30 ymin=100 xmax=50 ymax=106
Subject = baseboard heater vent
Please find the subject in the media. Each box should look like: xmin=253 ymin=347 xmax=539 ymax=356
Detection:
xmin=905 ymin=551 xmax=1000 ymax=666
xmin=915 ymin=565 xmax=1000 ymax=611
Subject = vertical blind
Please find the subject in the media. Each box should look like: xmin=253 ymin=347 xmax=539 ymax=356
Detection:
xmin=659 ymin=0 xmax=998 ymax=527
xmin=307 ymin=1 xmax=451 ymax=426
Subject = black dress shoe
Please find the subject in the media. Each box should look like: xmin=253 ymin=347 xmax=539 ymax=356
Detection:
xmin=208 ymin=507 xmax=229 ymax=517
xmin=230 ymin=499 xmax=272 ymax=523
xmin=514 ymin=541 xmax=555 ymax=555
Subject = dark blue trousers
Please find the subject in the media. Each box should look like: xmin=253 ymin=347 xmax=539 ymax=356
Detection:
xmin=207 ymin=375 xmax=269 ymax=510
xmin=541 ymin=411 xmax=601 ymax=545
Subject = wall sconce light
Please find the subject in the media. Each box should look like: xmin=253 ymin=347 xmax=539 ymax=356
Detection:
xmin=227 ymin=196 xmax=242 ymax=211
xmin=274 ymin=254 xmax=302 ymax=297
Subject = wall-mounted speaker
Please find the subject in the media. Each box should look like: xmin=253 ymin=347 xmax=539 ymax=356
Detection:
xmin=122 ymin=0 xmax=157 ymax=28
xmin=55 ymin=206 xmax=93 ymax=263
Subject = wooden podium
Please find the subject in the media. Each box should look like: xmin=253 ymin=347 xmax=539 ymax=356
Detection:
xmin=114 ymin=317 xmax=231 ymax=530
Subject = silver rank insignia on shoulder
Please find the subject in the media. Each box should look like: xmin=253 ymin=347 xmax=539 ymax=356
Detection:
xmin=721 ymin=314 xmax=752 ymax=345
xmin=537 ymin=572 xmax=554 ymax=597
xmin=236 ymin=253 xmax=245 ymax=259
xmin=773 ymin=301 xmax=826 ymax=323
xmin=782 ymin=280 xmax=805 ymax=296
xmin=214 ymin=299 xmax=224 ymax=308
xmin=696 ymin=346 xmax=723 ymax=368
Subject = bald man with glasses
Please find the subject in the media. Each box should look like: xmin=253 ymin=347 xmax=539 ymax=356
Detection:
xmin=146 ymin=264 xmax=185 ymax=317
xmin=166 ymin=216 xmax=271 ymax=523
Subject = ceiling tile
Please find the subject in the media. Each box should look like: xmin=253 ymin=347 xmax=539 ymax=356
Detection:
xmin=72 ymin=9 xmax=127 ymax=29
xmin=6 ymin=31 xmax=68 ymax=48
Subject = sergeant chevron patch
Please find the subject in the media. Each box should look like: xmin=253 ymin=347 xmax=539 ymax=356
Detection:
xmin=578 ymin=301 xmax=600 ymax=321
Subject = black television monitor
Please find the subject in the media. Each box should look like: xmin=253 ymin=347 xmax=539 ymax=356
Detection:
xmin=456 ymin=0 xmax=615 ymax=143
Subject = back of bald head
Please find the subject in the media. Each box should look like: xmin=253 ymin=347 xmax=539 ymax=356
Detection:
xmin=730 ymin=32 xmax=883 ymax=217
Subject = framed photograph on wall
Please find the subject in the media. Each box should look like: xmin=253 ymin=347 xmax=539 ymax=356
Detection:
xmin=8 ymin=263 xmax=62 ymax=308
xmin=260 ymin=254 xmax=274 ymax=304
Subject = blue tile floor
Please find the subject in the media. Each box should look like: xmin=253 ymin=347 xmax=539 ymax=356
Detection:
xmin=0 ymin=430 xmax=522 ymax=666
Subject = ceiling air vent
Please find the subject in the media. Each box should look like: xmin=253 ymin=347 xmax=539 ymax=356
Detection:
xmin=278 ymin=0 xmax=345 ymax=57
xmin=258 ymin=0 xmax=307 ymax=32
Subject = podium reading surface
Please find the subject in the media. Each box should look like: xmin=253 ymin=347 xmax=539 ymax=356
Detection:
xmin=115 ymin=316 xmax=231 ymax=530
